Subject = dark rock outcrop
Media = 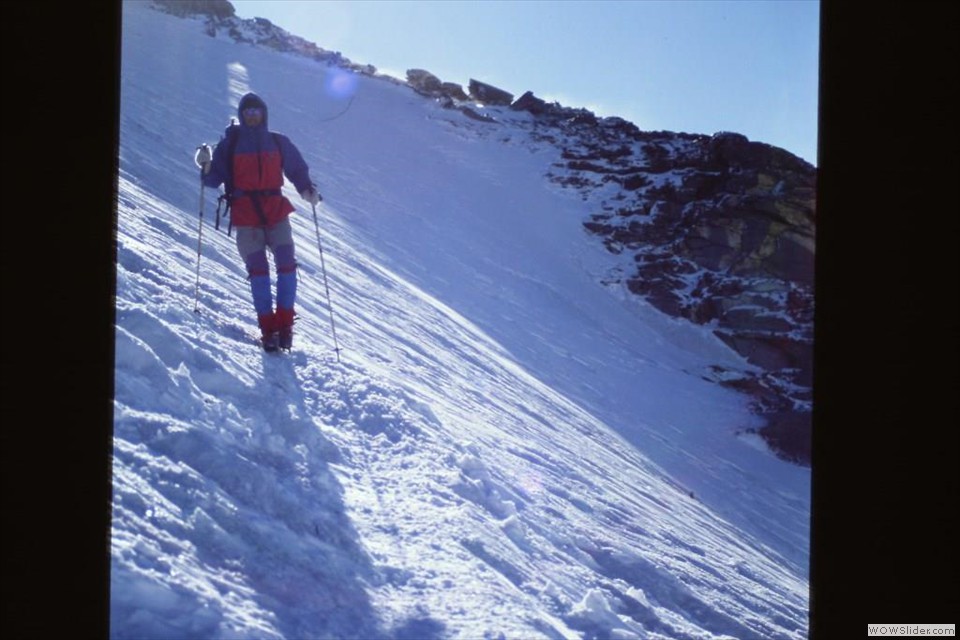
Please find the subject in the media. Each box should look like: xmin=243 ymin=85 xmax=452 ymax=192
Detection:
xmin=441 ymin=82 xmax=470 ymax=102
xmin=511 ymin=91 xmax=549 ymax=115
xmin=407 ymin=69 xmax=443 ymax=95
xmin=406 ymin=69 xmax=470 ymax=102
xmin=153 ymin=0 xmax=235 ymax=19
xmin=468 ymin=80 xmax=514 ymax=106
xmin=548 ymin=124 xmax=816 ymax=466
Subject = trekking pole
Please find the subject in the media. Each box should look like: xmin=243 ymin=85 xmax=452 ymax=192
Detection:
xmin=193 ymin=144 xmax=213 ymax=314
xmin=311 ymin=201 xmax=342 ymax=362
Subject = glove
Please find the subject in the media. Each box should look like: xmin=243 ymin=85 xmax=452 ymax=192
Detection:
xmin=195 ymin=143 xmax=212 ymax=175
xmin=301 ymin=187 xmax=322 ymax=205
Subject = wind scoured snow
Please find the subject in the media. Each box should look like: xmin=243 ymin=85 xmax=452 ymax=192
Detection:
xmin=111 ymin=3 xmax=810 ymax=639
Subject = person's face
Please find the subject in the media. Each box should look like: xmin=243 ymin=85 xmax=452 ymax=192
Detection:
xmin=242 ymin=106 xmax=264 ymax=127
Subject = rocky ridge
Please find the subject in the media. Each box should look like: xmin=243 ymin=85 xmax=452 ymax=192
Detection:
xmin=153 ymin=0 xmax=816 ymax=466
xmin=522 ymin=106 xmax=815 ymax=466
xmin=398 ymin=66 xmax=816 ymax=466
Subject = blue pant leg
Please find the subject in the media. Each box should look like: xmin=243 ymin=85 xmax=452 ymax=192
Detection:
xmin=236 ymin=226 xmax=273 ymax=315
xmin=267 ymin=218 xmax=297 ymax=311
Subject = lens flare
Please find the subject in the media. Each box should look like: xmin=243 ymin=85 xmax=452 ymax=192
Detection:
xmin=325 ymin=68 xmax=358 ymax=100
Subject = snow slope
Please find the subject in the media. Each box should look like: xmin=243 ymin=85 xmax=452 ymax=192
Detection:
xmin=110 ymin=3 xmax=810 ymax=638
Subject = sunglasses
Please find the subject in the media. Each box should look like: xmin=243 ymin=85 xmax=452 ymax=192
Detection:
xmin=242 ymin=107 xmax=264 ymax=116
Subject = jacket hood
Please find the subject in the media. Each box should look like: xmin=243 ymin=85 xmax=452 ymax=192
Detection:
xmin=237 ymin=92 xmax=269 ymax=129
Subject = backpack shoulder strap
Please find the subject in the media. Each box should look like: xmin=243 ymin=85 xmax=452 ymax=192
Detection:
xmin=272 ymin=132 xmax=284 ymax=171
xmin=221 ymin=121 xmax=240 ymax=196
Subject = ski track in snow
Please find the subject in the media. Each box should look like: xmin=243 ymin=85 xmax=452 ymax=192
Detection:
xmin=110 ymin=4 xmax=810 ymax=639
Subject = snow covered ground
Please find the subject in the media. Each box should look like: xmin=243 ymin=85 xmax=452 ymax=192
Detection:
xmin=110 ymin=3 xmax=810 ymax=638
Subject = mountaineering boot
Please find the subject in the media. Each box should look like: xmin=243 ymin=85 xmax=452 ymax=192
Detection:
xmin=276 ymin=307 xmax=295 ymax=351
xmin=258 ymin=312 xmax=279 ymax=352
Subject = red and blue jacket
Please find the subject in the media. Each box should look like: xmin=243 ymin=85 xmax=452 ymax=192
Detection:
xmin=203 ymin=93 xmax=314 ymax=228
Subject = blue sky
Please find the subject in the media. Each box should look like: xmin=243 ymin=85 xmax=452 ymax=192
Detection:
xmin=232 ymin=0 xmax=820 ymax=165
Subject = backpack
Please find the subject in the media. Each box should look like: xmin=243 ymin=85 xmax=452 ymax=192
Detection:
xmin=214 ymin=120 xmax=284 ymax=235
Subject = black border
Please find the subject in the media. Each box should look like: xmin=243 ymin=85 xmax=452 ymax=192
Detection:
xmin=3 ymin=1 xmax=958 ymax=638
xmin=3 ymin=1 xmax=120 ymax=637
xmin=812 ymin=0 xmax=959 ymax=636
